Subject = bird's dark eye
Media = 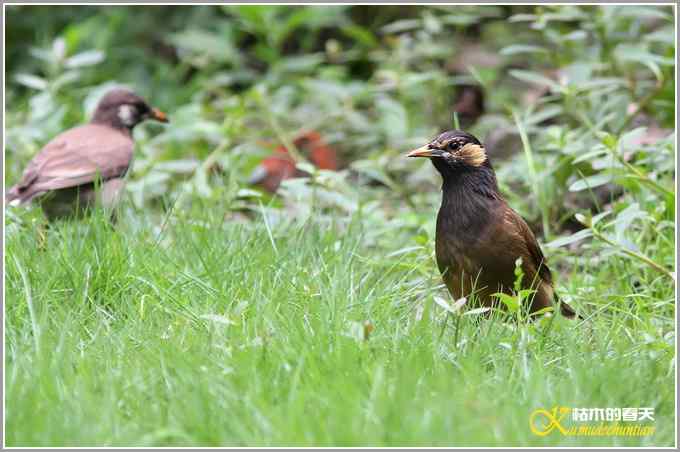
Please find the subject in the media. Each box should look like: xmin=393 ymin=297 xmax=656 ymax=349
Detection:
xmin=447 ymin=142 xmax=458 ymax=151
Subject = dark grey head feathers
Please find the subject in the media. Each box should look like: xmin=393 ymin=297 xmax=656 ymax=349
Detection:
xmin=91 ymin=89 xmax=167 ymax=130
xmin=407 ymin=129 xmax=498 ymax=198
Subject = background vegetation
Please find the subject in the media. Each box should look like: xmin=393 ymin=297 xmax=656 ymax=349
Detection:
xmin=5 ymin=5 xmax=676 ymax=446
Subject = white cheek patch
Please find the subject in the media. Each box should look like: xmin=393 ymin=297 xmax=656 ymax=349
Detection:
xmin=117 ymin=105 xmax=136 ymax=126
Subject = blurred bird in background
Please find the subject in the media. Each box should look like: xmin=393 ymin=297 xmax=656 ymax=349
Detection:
xmin=249 ymin=131 xmax=339 ymax=193
xmin=451 ymin=84 xmax=485 ymax=129
xmin=5 ymin=89 xmax=168 ymax=221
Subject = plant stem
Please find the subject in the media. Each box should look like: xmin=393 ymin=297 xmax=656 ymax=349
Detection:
xmin=607 ymin=139 xmax=674 ymax=198
xmin=514 ymin=111 xmax=550 ymax=237
xmin=623 ymin=169 xmax=674 ymax=199
xmin=13 ymin=256 xmax=41 ymax=354
xmin=255 ymin=89 xmax=307 ymax=165
xmin=591 ymin=228 xmax=674 ymax=279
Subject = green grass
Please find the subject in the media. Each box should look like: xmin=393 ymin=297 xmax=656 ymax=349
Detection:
xmin=5 ymin=200 xmax=675 ymax=446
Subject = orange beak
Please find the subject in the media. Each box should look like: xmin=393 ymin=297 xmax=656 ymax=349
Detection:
xmin=407 ymin=144 xmax=443 ymax=158
xmin=150 ymin=108 xmax=168 ymax=123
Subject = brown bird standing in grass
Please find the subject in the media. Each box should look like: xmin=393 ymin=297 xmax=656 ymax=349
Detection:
xmin=6 ymin=89 xmax=168 ymax=221
xmin=407 ymin=130 xmax=577 ymax=318
xmin=248 ymin=131 xmax=339 ymax=193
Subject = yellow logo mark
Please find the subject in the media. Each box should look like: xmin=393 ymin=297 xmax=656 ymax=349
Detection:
xmin=530 ymin=406 xmax=571 ymax=436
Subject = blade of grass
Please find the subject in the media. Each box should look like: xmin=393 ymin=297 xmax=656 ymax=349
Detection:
xmin=13 ymin=255 xmax=41 ymax=354
xmin=514 ymin=111 xmax=550 ymax=237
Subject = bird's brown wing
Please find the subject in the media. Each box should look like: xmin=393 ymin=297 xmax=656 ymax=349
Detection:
xmin=502 ymin=206 xmax=553 ymax=285
xmin=502 ymin=206 xmax=577 ymax=318
xmin=7 ymin=124 xmax=134 ymax=203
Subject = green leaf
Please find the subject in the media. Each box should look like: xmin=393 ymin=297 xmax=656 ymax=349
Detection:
xmin=376 ymin=97 xmax=408 ymax=142
xmin=500 ymin=45 xmax=548 ymax=56
xmin=569 ymin=174 xmax=613 ymax=192
xmin=422 ymin=11 xmax=442 ymax=34
xmin=572 ymin=147 xmax=609 ymax=164
xmin=169 ymin=29 xmax=240 ymax=64
xmin=644 ymin=26 xmax=675 ymax=45
xmin=433 ymin=296 xmax=466 ymax=314
xmin=619 ymin=127 xmax=648 ymax=152
xmin=236 ymin=188 xmax=263 ymax=198
xmin=525 ymin=106 xmax=563 ymax=126
xmin=342 ymin=25 xmax=377 ymax=47
xmin=296 ymin=162 xmax=317 ymax=174
xmin=465 ymin=65 xmax=496 ymax=88
xmin=15 ymin=73 xmax=47 ymax=90
xmin=618 ymin=6 xmax=672 ymax=21
xmin=575 ymin=213 xmax=590 ymax=227
xmin=440 ymin=13 xmax=482 ymax=27
xmin=509 ymin=70 xmax=563 ymax=92
xmin=613 ymin=203 xmax=649 ymax=241
xmin=65 ymin=50 xmax=104 ymax=68
xmin=601 ymin=133 xmax=618 ymax=150
xmin=29 ymin=47 xmax=53 ymax=63
xmin=518 ymin=289 xmax=536 ymax=299
xmin=591 ymin=211 xmax=613 ymax=226
xmin=494 ymin=293 xmax=519 ymax=312
xmin=52 ymin=70 xmax=82 ymax=90
xmin=562 ymin=30 xmax=587 ymax=41
xmin=381 ymin=19 xmax=421 ymax=34
xmin=575 ymin=78 xmax=626 ymax=91
xmin=509 ymin=14 xmax=537 ymax=22
xmin=615 ymin=44 xmax=674 ymax=83
xmin=544 ymin=229 xmax=593 ymax=249
xmin=463 ymin=307 xmax=491 ymax=316
xmin=562 ymin=62 xmax=593 ymax=85
xmin=273 ymin=54 xmax=324 ymax=73
xmin=52 ymin=37 xmax=66 ymax=61
xmin=154 ymin=159 xmax=201 ymax=174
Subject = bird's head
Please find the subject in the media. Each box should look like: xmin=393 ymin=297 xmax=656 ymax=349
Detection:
xmin=92 ymin=89 xmax=168 ymax=130
xmin=407 ymin=130 xmax=490 ymax=176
